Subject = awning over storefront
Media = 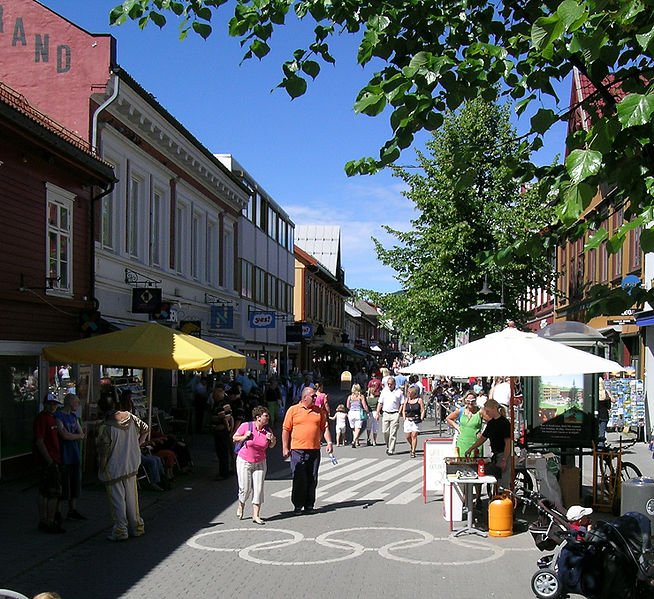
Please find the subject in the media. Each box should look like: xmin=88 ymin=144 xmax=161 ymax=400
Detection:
xmin=635 ymin=310 xmax=654 ymax=327
xmin=320 ymin=344 xmax=367 ymax=359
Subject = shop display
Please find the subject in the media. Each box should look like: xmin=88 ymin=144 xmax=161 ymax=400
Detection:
xmin=112 ymin=376 xmax=147 ymax=420
xmin=605 ymin=378 xmax=645 ymax=433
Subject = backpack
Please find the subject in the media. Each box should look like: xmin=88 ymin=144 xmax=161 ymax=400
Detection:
xmin=234 ymin=420 xmax=253 ymax=454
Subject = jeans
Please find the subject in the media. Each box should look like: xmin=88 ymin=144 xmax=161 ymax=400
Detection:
xmin=290 ymin=449 xmax=320 ymax=510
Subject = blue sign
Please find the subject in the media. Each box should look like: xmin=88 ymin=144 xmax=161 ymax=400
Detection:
xmin=249 ymin=311 xmax=276 ymax=328
xmin=621 ymin=275 xmax=641 ymax=294
xmin=302 ymin=323 xmax=313 ymax=337
xmin=210 ymin=306 xmax=234 ymax=330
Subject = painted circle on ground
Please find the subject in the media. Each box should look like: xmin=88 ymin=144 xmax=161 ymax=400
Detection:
xmin=186 ymin=528 xmax=303 ymax=553
xmin=187 ymin=525 xmax=511 ymax=566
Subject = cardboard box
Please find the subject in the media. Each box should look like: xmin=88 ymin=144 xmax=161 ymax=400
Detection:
xmin=559 ymin=465 xmax=581 ymax=507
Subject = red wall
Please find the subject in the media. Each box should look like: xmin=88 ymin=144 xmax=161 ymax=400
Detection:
xmin=0 ymin=0 xmax=113 ymax=140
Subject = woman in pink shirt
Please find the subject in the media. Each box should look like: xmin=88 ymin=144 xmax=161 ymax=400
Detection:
xmin=233 ymin=406 xmax=276 ymax=524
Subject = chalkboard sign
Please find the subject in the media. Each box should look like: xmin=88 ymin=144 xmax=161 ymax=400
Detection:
xmin=422 ymin=437 xmax=455 ymax=501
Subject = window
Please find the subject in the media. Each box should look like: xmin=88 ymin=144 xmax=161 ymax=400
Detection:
xmin=175 ymin=202 xmax=189 ymax=274
xmin=255 ymin=267 xmax=265 ymax=303
xmin=287 ymin=225 xmax=294 ymax=252
xmin=630 ymin=226 xmax=642 ymax=270
xmin=149 ymin=188 xmax=163 ymax=267
xmin=46 ymin=183 xmax=75 ymax=293
xmin=611 ymin=209 xmax=624 ymax=279
xmin=127 ymin=175 xmax=143 ymax=258
xmin=206 ymin=219 xmax=218 ymax=285
xmin=243 ymin=194 xmax=253 ymax=222
xmin=224 ymin=229 xmax=234 ymax=290
xmin=241 ymin=260 xmax=253 ymax=299
xmin=255 ymin=193 xmax=262 ymax=229
xmin=266 ymin=273 xmax=275 ymax=306
xmin=100 ymin=160 xmax=118 ymax=250
xmin=278 ymin=218 xmax=287 ymax=248
xmin=191 ymin=210 xmax=202 ymax=280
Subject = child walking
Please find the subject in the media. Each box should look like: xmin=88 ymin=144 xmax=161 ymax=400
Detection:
xmin=330 ymin=404 xmax=348 ymax=446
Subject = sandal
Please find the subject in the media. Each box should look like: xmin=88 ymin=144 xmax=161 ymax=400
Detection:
xmin=236 ymin=503 xmax=244 ymax=520
xmin=252 ymin=517 xmax=265 ymax=525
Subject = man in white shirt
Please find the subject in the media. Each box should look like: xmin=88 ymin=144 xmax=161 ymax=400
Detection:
xmin=376 ymin=377 xmax=404 ymax=455
xmin=490 ymin=376 xmax=511 ymax=410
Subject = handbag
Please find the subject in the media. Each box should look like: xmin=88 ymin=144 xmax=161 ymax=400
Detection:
xmin=233 ymin=421 xmax=253 ymax=454
xmin=359 ymin=407 xmax=368 ymax=421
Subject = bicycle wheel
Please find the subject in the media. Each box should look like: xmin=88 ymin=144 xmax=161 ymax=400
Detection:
xmin=620 ymin=461 xmax=642 ymax=482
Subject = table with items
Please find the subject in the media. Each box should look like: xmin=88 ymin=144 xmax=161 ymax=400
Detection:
xmin=446 ymin=473 xmax=497 ymax=537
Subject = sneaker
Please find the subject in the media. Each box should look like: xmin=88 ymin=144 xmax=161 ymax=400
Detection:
xmin=106 ymin=534 xmax=128 ymax=542
xmin=303 ymin=507 xmax=318 ymax=515
xmin=67 ymin=509 xmax=88 ymax=520
xmin=293 ymin=508 xmax=303 ymax=516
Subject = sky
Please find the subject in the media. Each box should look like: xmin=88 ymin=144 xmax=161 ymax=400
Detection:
xmin=42 ymin=1 xmax=569 ymax=294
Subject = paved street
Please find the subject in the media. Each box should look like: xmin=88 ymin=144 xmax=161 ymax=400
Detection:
xmin=2 ymin=392 xmax=652 ymax=599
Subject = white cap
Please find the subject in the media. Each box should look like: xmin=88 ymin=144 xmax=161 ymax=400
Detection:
xmin=566 ymin=505 xmax=593 ymax=521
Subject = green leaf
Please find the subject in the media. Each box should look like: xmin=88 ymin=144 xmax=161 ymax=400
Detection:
xmin=531 ymin=14 xmax=564 ymax=51
xmin=150 ymin=11 xmax=166 ymax=27
xmin=584 ymin=228 xmax=608 ymax=251
xmin=641 ymin=228 xmax=654 ymax=253
xmin=354 ymin=87 xmax=387 ymax=116
xmin=558 ymin=181 xmax=595 ymax=225
xmin=530 ymin=108 xmax=558 ymax=134
xmin=556 ymin=0 xmax=587 ymax=30
xmin=191 ymin=21 xmax=212 ymax=39
xmin=301 ymin=60 xmax=320 ymax=79
xmin=636 ymin=27 xmax=654 ymax=53
xmin=617 ymin=94 xmax=654 ymax=128
xmin=565 ymin=149 xmax=602 ymax=183
xmin=281 ymin=74 xmax=307 ymax=99
xmin=250 ymin=39 xmax=270 ymax=59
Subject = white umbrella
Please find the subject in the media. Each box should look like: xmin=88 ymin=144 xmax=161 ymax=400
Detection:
xmin=401 ymin=327 xmax=622 ymax=377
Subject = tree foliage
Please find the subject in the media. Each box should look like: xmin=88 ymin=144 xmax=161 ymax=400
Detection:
xmin=367 ymin=98 xmax=554 ymax=349
xmin=110 ymin=0 xmax=654 ymax=312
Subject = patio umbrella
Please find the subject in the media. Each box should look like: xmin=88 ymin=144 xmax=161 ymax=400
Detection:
xmin=401 ymin=327 xmax=622 ymax=493
xmin=400 ymin=327 xmax=621 ymax=377
xmin=42 ymin=322 xmax=246 ymax=433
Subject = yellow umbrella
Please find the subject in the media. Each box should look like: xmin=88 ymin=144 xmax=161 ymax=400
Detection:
xmin=42 ymin=322 xmax=246 ymax=433
xmin=43 ymin=322 xmax=245 ymax=371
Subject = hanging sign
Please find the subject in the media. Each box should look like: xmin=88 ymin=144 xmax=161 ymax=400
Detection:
xmin=249 ymin=311 xmax=276 ymax=328
xmin=131 ymin=288 xmax=162 ymax=313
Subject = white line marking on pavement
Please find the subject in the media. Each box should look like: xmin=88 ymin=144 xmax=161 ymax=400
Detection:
xmin=386 ymin=481 xmax=423 ymax=505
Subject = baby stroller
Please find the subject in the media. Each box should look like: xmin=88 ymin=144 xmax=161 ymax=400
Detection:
xmin=515 ymin=489 xmax=654 ymax=599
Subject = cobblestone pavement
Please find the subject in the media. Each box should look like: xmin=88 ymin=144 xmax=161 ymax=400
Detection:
xmin=2 ymin=387 xmax=652 ymax=599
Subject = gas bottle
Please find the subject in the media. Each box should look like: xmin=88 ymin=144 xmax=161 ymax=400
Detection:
xmin=477 ymin=459 xmax=485 ymax=477
xmin=488 ymin=494 xmax=513 ymax=537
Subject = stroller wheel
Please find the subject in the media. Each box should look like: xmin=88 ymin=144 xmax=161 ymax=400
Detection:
xmin=531 ymin=568 xmax=562 ymax=599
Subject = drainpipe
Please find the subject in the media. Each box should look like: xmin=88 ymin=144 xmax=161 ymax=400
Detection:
xmin=91 ymin=73 xmax=120 ymax=153
xmin=89 ymin=73 xmax=120 ymax=310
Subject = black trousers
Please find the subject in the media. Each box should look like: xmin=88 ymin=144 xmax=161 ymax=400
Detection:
xmin=290 ymin=449 xmax=320 ymax=510
xmin=213 ymin=430 xmax=232 ymax=477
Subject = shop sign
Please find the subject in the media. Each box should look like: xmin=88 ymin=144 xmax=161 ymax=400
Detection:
xmin=249 ymin=311 xmax=276 ymax=328
xmin=180 ymin=320 xmax=201 ymax=337
xmin=286 ymin=324 xmax=303 ymax=342
xmin=210 ymin=305 xmax=234 ymax=330
xmin=131 ymin=287 xmax=162 ymax=313
xmin=302 ymin=323 xmax=313 ymax=337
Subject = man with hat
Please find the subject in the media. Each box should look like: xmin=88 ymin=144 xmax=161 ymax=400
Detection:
xmin=34 ymin=392 xmax=65 ymax=533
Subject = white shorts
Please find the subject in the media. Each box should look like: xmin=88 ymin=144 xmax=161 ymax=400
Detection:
xmin=403 ymin=419 xmax=420 ymax=434
xmin=348 ymin=413 xmax=363 ymax=429
xmin=335 ymin=425 xmax=346 ymax=433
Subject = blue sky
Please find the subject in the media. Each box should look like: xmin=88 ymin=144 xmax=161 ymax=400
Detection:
xmin=43 ymin=1 xmax=569 ymax=293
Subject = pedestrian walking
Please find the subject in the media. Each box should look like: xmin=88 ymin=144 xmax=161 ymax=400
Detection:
xmin=281 ymin=386 xmax=333 ymax=515
xmin=376 ymin=376 xmax=404 ymax=455
xmin=55 ymin=393 xmax=86 ymax=520
xmin=233 ymin=406 xmax=276 ymax=524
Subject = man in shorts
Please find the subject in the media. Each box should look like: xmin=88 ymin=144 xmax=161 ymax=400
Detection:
xmin=34 ymin=393 xmax=65 ymax=533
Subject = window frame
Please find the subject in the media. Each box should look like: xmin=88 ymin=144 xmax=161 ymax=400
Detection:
xmin=45 ymin=182 xmax=75 ymax=296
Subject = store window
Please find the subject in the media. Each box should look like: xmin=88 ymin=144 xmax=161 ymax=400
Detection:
xmin=46 ymin=183 xmax=75 ymax=293
xmin=0 ymin=356 xmax=40 ymax=460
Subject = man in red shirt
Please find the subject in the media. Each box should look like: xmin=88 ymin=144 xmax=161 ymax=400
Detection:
xmin=34 ymin=393 xmax=65 ymax=533
xmin=282 ymin=386 xmax=333 ymax=515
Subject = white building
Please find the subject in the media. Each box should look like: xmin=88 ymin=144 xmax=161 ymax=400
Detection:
xmin=215 ymin=154 xmax=295 ymax=376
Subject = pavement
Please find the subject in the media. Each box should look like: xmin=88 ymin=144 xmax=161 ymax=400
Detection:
xmin=1 ymin=387 xmax=652 ymax=599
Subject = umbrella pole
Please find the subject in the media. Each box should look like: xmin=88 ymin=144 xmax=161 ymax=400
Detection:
xmin=509 ymin=377 xmax=515 ymax=492
xmin=147 ymin=367 xmax=153 ymax=441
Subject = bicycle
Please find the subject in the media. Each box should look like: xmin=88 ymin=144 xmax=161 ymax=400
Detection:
xmin=593 ymin=437 xmax=642 ymax=514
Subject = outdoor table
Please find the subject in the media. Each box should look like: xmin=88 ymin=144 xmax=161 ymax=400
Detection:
xmin=447 ymin=474 xmax=497 ymax=537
